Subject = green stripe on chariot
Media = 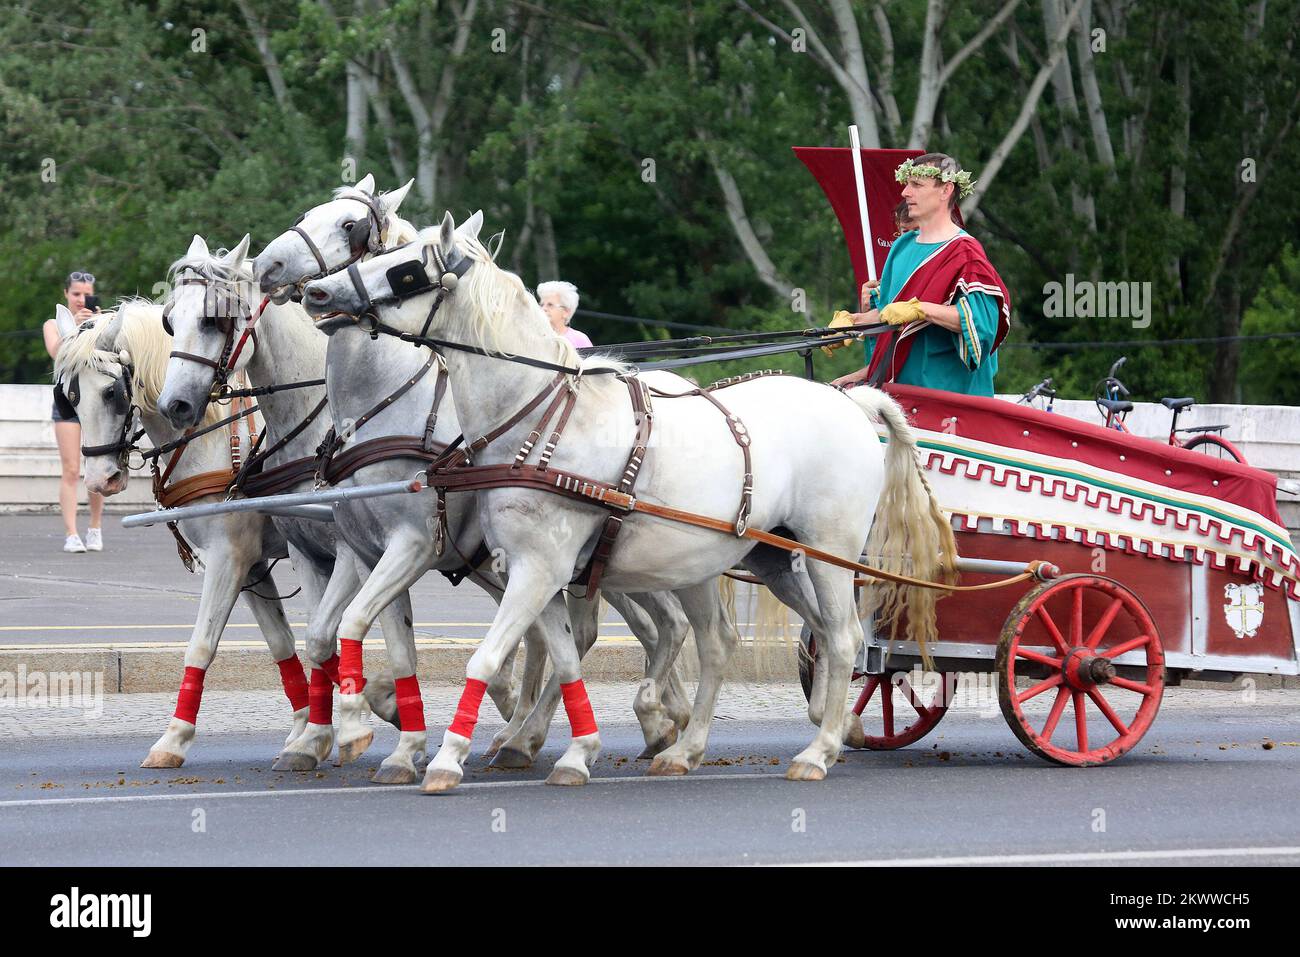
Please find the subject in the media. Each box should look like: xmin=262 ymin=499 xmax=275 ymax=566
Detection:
xmin=882 ymin=433 xmax=1295 ymax=555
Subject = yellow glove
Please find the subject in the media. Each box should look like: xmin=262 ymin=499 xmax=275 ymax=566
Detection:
xmin=821 ymin=309 xmax=856 ymax=358
xmin=879 ymin=297 xmax=926 ymax=326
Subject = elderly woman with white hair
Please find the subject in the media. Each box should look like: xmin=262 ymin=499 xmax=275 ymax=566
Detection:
xmin=537 ymin=280 xmax=593 ymax=349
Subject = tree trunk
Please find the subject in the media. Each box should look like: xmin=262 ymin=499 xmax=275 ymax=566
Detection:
xmin=1168 ymin=49 xmax=1188 ymax=294
xmin=908 ymin=0 xmax=946 ymax=147
xmin=344 ymin=57 xmax=368 ymax=176
xmin=963 ymin=0 xmax=1086 ymax=216
xmin=536 ymin=208 xmax=560 ymax=282
xmin=1074 ymin=0 xmax=1116 ymax=175
xmin=826 ymin=0 xmax=880 ymax=144
xmin=236 ymin=0 xmax=291 ymax=112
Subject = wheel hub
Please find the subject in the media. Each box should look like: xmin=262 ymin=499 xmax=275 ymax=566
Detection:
xmin=1062 ymin=647 xmax=1116 ymax=690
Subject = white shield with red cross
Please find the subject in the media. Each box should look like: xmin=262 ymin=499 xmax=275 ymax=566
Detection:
xmin=1223 ymin=583 xmax=1265 ymax=639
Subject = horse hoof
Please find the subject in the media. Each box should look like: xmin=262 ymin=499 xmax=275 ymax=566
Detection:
xmin=489 ymin=747 xmax=534 ymax=770
xmin=785 ymin=760 xmax=827 ymax=782
xmin=371 ymin=763 xmax=417 ymax=785
xmin=420 ymin=769 xmax=462 ymax=794
xmin=272 ymin=751 xmax=319 ymax=772
xmin=636 ymin=733 xmax=676 ymax=760
xmin=141 ymin=750 xmax=185 ymax=769
xmin=545 ymin=766 xmax=589 ymax=787
xmin=483 ymin=740 xmax=501 ymax=759
xmin=646 ymin=756 xmax=689 ymax=777
xmin=844 ymin=721 xmax=867 ymax=750
xmin=336 ymin=730 xmax=374 ymax=766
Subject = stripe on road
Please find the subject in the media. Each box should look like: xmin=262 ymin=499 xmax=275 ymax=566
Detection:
xmin=782 ymin=846 xmax=1300 ymax=866
xmin=0 ymin=771 xmax=772 ymax=808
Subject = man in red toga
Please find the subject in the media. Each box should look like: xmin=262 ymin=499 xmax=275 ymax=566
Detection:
xmin=829 ymin=153 xmax=1011 ymax=397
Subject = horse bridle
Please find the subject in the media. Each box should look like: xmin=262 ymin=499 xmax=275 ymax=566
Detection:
xmin=162 ymin=274 xmax=262 ymax=401
xmin=335 ymin=241 xmax=474 ymax=342
xmin=57 ymin=362 xmax=145 ymax=466
xmin=285 ymin=193 xmax=389 ymax=300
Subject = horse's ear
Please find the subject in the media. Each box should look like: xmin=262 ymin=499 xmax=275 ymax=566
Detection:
xmin=439 ymin=211 xmax=457 ymax=254
xmin=355 ymin=173 xmax=376 ymax=195
xmin=186 ymin=235 xmax=209 ymax=259
xmin=222 ymin=234 xmax=251 ymax=269
xmin=381 ymin=179 xmax=415 ymax=217
xmin=461 ymin=209 xmax=484 ymax=240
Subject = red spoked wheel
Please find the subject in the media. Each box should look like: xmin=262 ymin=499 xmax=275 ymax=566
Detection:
xmin=996 ymin=575 xmax=1164 ymax=767
xmin=799 ymin=627 xmax=950 ymax=750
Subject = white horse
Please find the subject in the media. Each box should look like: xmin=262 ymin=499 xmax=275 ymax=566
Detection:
xmin=253 ymin=177 xmax=696 ymax=767
xmin=154 ymin=237 xmax=440 ymax=774
xmin=54 ymin=301 xmax=309 ymax=767
xmin=303 ymin=213 xmax=956 ymax=791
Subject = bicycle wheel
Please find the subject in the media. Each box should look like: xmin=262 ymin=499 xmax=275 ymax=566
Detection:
xmin=1181 ymin=433 xmax=1246 ymax=464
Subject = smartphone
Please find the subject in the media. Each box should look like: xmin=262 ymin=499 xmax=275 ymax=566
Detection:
xmin=84 ymin=295 xmax=100 ymax=312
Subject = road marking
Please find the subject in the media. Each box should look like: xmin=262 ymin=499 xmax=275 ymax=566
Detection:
xmin=0 ymin=635 xmax=639 ymax=651
xmin=781 ymin=846 xmax=1300 ymax=866
xmin=0 ymin=771 xmax=772 ymax=808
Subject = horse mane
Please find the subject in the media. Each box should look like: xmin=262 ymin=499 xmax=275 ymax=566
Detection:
xmin=452 ymin=231 xmax=631 ymax=388
xmin=54 ymin=299 xmax=224 ymax=426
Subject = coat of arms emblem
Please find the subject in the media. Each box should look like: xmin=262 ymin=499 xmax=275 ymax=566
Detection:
xmin=1223 ymin=583 xmax=1264 ymax=639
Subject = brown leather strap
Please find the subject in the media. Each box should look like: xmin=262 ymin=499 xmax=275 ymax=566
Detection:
xmin=323 ymin=435 xmax=449 ymax=484
xmin=157 ymin=469 xmax=240 ymax=510
xmin=231 ymin=395 xmax=329 ymax=496
xmin=427 ymin=463 xmax=1039 ymax=594
xmin=513 ymin=382 xmax=576 ymax=469
xmin=646 ymin=381 xmax=753 ymax=535
xmin=468 ymin=372 xmax=567 ymax=459
xmin=238 ymin=455 xmax=320 ymax=499
xmin=577 ymin=375 xmax=654 ymax=596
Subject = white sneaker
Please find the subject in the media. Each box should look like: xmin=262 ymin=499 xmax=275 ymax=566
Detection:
xmin=85 ymin=528 xmax=103 ymax=551
xmin=63 ymin=534 xmax=87 ymax=553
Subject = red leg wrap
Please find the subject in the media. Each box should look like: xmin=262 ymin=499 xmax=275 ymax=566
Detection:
xmin=394 ymin=674 xmax=426 ymax=733
xmin=339 ymin=638 xmax=366 ymax=695
xmin=276 ymin=656 xmax=310 ymax=712
xmin=561 ymin=679 xmax=598 ymax=738
xmin=308 ymin=667 xmax=333 ymax=725
xmin=448 ymin=678 xmax=488 ymax=739
xmin=174 ymin=666 xmax=206 ymax=725
xmin=319 ymin=653 xmax=340 ymax=686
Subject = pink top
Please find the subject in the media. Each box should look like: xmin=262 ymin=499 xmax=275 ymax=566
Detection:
xmin=563 ymin=327 xmax=593 ymax=349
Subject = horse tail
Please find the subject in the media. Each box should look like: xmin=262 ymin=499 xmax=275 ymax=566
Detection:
xmin=845 ymin=386 xmax=957 ymax=670
xmin=673 ymin=576 xmax=796 ymax=684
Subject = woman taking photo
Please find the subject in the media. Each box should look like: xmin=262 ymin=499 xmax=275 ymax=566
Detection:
xmin=42 ymin=271 xmax=105 ymax=553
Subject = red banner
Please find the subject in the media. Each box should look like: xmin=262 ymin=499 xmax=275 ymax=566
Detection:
xmin=794 ymin=146 xmax=965 ymax=303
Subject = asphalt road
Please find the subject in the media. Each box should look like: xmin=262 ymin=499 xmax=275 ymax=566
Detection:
xmin=2 ymin=700 xmax=1297 ymax=867
xmin=0 ymin=513 xmax=655 ymax=644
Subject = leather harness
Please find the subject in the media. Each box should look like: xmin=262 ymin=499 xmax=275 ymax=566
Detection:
xmin=425 ymin=369 xmax=769 ymax=598
xmin=150 ymin=391 xmax=260 ymax=572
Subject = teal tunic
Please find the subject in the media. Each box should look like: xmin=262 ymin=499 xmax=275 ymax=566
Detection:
xmin=865 ymin=230 xmax=1001 ymax=396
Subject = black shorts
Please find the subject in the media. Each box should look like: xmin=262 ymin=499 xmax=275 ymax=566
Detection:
xmin=51 ymin=390 xmax=78 ymax=423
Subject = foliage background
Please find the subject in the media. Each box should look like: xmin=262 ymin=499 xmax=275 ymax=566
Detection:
xmin=1 ymin=0 xmax=1296 ymax=406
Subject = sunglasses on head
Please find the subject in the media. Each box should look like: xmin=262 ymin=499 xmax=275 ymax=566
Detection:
xmin=67 ymin=272 xmax=96 ymax=285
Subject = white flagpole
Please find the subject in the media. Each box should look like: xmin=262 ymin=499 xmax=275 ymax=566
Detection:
xmin=847 ymin=125 xmax=877 ymax=286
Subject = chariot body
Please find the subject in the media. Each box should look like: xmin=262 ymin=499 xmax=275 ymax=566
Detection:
xmin=795 ymin=146 xmax=1300 ymax=766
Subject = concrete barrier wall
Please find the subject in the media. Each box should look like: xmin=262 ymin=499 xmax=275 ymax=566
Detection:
xmin=1 ymin=384 xmax=154 ymax=509
xmin=3 ymin=382 xmax=1297 ymax=530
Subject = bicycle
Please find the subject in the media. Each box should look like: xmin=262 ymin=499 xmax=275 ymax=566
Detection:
xmin=1094 ymin=357 xmax=1246 ymax=463
xmin=1018 ymin=376 xmax=1057 ymax=412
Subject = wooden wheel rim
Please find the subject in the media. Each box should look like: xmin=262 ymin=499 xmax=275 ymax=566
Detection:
xmin=799 ymin=630 xmax=949 ymax=750
xmin=996 ymin=574 xmax=1165 ymax=767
